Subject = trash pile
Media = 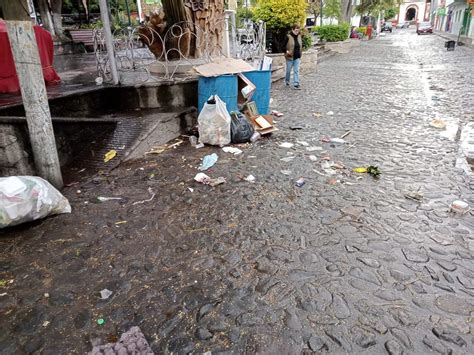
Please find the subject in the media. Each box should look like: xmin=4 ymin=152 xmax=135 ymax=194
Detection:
xmin=182 ymin=57 xmax=281 ymax=188
xmin=0 ymin=176 xmax=71 ymax=229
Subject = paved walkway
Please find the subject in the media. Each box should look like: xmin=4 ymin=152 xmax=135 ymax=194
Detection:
xmin=434 ymin=30 xmax=474 ymax=49
xmin=1 ymin=29 xmax=473 ymax=354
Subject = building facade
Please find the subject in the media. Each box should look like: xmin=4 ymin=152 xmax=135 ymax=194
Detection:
xmin=432 ymin=0 xmax=473 ymax=44
xmin=397 ymin=0 xmax=430 ymax=24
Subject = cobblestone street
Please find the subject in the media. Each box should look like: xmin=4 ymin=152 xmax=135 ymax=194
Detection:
xmin=1 ymin=29 xmax=474 ymax=354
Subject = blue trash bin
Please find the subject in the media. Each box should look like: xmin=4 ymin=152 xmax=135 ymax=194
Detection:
xmin=242 ymin=70 xmax=272 ymax=115
xmin=198 ymin=75 xmax=238 ymax=113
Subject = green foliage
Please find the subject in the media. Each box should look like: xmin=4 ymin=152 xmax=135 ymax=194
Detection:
xmin=253 ymin=0 xmax=307 ymax=30
xmin=356 ymin=26 xmax=367 ymax=34
xmin=308 ymin=0 xmax=321 ymax=18
xmin=317 ymin=23 xmax=350 ymax=42
xmin=237 ymin=7 xmax=254 ymax=26
xmin=357 ymin=0 xmax=398 ymax=16
xmin=384 ymin=8 xmax=397 ymax=20
xmin=301 ymin=29 xmax=312 ymax=50
xmin=309 ymin=26 xmax=320 ymax=33
xmin=78 ymin=20 xmax=103 ymax=29
xmin=324 ymin=0 xmax=342 ymax=20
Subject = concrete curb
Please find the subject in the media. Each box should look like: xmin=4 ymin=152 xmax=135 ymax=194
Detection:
xmin=434 ymin=31 xmax=474 ymax=49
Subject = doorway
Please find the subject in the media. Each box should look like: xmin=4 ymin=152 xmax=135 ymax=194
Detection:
xmin=406 ymin=7 xmax=417 ymax=22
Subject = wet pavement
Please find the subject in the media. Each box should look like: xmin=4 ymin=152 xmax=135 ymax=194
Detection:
xmin=1 ymin=29 xmax=474 ymax=354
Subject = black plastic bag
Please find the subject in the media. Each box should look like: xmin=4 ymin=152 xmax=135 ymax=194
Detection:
xmin=230 ymin=112 xmax=255 ymax=143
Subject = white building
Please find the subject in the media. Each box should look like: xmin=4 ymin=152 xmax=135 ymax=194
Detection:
xmin=397 ymin=0 xmax=430 ymax=24
xmin=433 ymin=0 xmax=474 ymax=44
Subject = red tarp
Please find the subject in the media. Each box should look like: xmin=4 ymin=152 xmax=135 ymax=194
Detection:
xmin=0 ymin=20 xmax=60 ymax=93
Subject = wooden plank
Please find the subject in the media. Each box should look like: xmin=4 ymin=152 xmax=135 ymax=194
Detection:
xmin=6 ymin=21 xmax=63 ymax=188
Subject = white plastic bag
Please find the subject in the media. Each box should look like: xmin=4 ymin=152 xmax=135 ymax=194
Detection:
xmin=198 ymin=95 xmax=231 ymax=147
xmin=0 ymin=176 xmax=71 ymax=229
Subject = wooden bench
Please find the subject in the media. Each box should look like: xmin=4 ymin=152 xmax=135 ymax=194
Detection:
xmin=69 ymin=29 xmax=96 ymax=52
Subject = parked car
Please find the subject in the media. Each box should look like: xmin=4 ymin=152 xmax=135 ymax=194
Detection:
xmin=381 ymin=22 xmax=393 ymax=33
xmin=417 ymin=22 xmax=433 ymax=35
xmin=396 ymin=21 xmax=409 ymax=29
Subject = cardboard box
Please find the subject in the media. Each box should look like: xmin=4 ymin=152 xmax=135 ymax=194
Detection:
xmin=249 ymin=114 xmax=278 ymax=135
xmin=194 ymin=57 xmax=254 ymax=77
xmin=242 ymin=101 xmax=259 ymax=118
xmin=237 ymin=73 xmax=256 ymax=103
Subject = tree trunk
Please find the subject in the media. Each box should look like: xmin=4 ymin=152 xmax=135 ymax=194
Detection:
xmin=38 ymin=0 xmax=56 ymax=36
xmin=6 ymin=21 xmax=63 ymax=188
xmin=341 ymin=0 xmax=353 ymax=23
xmin=81 ymin=0 xmax=89 ymax=22
xmin=0 ymin=0 xmax=30 ymax=20
xmin=50 ymin=0 xmax=64 ymax=39
xmin=162 ymin=0 xmax=187 ymax=25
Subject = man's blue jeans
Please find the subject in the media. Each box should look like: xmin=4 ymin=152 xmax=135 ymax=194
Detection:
xmin=285 ymin=58 xmax=300 ymax=86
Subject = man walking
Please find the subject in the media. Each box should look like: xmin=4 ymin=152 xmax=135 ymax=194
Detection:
xmin=284 ymin=24 xmax=302 ymax=90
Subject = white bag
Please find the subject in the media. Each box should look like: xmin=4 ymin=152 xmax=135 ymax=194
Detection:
xmin=0 ymin=176 xmax=71 ymax=229
xmin=198 ymin=95 xmax=231 ymax=147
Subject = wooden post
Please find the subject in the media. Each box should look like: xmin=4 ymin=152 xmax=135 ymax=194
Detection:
xmin=98 ymin=0 xmax=119 ymax=85
xmin=6 ymin=21 xmax=63 ymax=188
xmin=0 ymin=0 xmax=30 ymax=21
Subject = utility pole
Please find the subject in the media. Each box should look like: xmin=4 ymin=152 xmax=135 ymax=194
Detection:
xmin=3 ymin=0 xmax=63 ymax=188
xmin=320 ymin=0 xmax=324 ymax=26
xmin=98 ymin=0 xmax=120 ymax=84
xmin=124 ymin=0 xmax=132 ymax=26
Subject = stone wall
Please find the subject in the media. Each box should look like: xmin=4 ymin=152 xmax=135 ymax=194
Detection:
xmin=0 ymin=124 xmax=34 ymax=176
xmin=267 ymin=49 xmax=318 ymax=82
xmin=266 ymin=49 xmax=318 ymax=73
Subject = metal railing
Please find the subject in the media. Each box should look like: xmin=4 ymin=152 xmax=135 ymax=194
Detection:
xmin=94 ymin=19 xmax=266 ymax=83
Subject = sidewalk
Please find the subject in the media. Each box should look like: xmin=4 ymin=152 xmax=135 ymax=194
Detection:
xmin=434 ymin=30 xmax=474 ymax=49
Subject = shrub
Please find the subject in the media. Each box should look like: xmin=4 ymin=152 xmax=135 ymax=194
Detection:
xmin=309 ymin=26 xmax=320 ymax=34
xmin=253 ymin=0 xmax=307 ymax=30
xmin=317 ymin=23 xmax=350 ymax=42
xmin=301 ymin=29 xmax=312 ymax=50
xmin=237 ymin=7 xmax=254 ymax=26
xmin=356 ymin=26 xmax=367 ymax=35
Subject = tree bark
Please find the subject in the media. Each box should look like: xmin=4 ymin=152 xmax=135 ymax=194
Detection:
xmin=38 ymin=0 xmax=56 ymax=36
xmin=50 ymin=0 xmax=64 ymax=39
xmin=0 ymin=0 xmax=30 ymax=20
xmin=162 ymin=0 xmax=187 ymax=25
xmin=81 ymin=0 xmax=89 ymax=22
xmin=6 ymin=21 xmax=63 ymax=188
xmin=341 ymin=0 xmax=353 ymax=23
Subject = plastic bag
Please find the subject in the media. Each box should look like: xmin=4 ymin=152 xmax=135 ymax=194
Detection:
xmin=230 ymin=111 xmax=255 ymax=143
xmin=198 ymin=95 xmax=231 ymax=147
xmin=0 ymin=176 xmax=71 ymax=229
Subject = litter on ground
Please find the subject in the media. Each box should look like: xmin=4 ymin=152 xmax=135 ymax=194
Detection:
xmin=297 ymin=141 xmax=309 ymax=146
xmin=104 ymin=150 xmax=117 ymax=162
xmin=306 ymin=146 xmax=323 ymax=152
xmin=295 ymin=178 xmax=305 ymax=187
xmin=199 ymin=153 xmax=219 ymax=171
xmin=222 ymin=147 xmax=243 ymax=155
xmin=429 ymin=119 xmax=447 ymax=129
xmin=244 ymin=175 xmax=256 ymax=182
